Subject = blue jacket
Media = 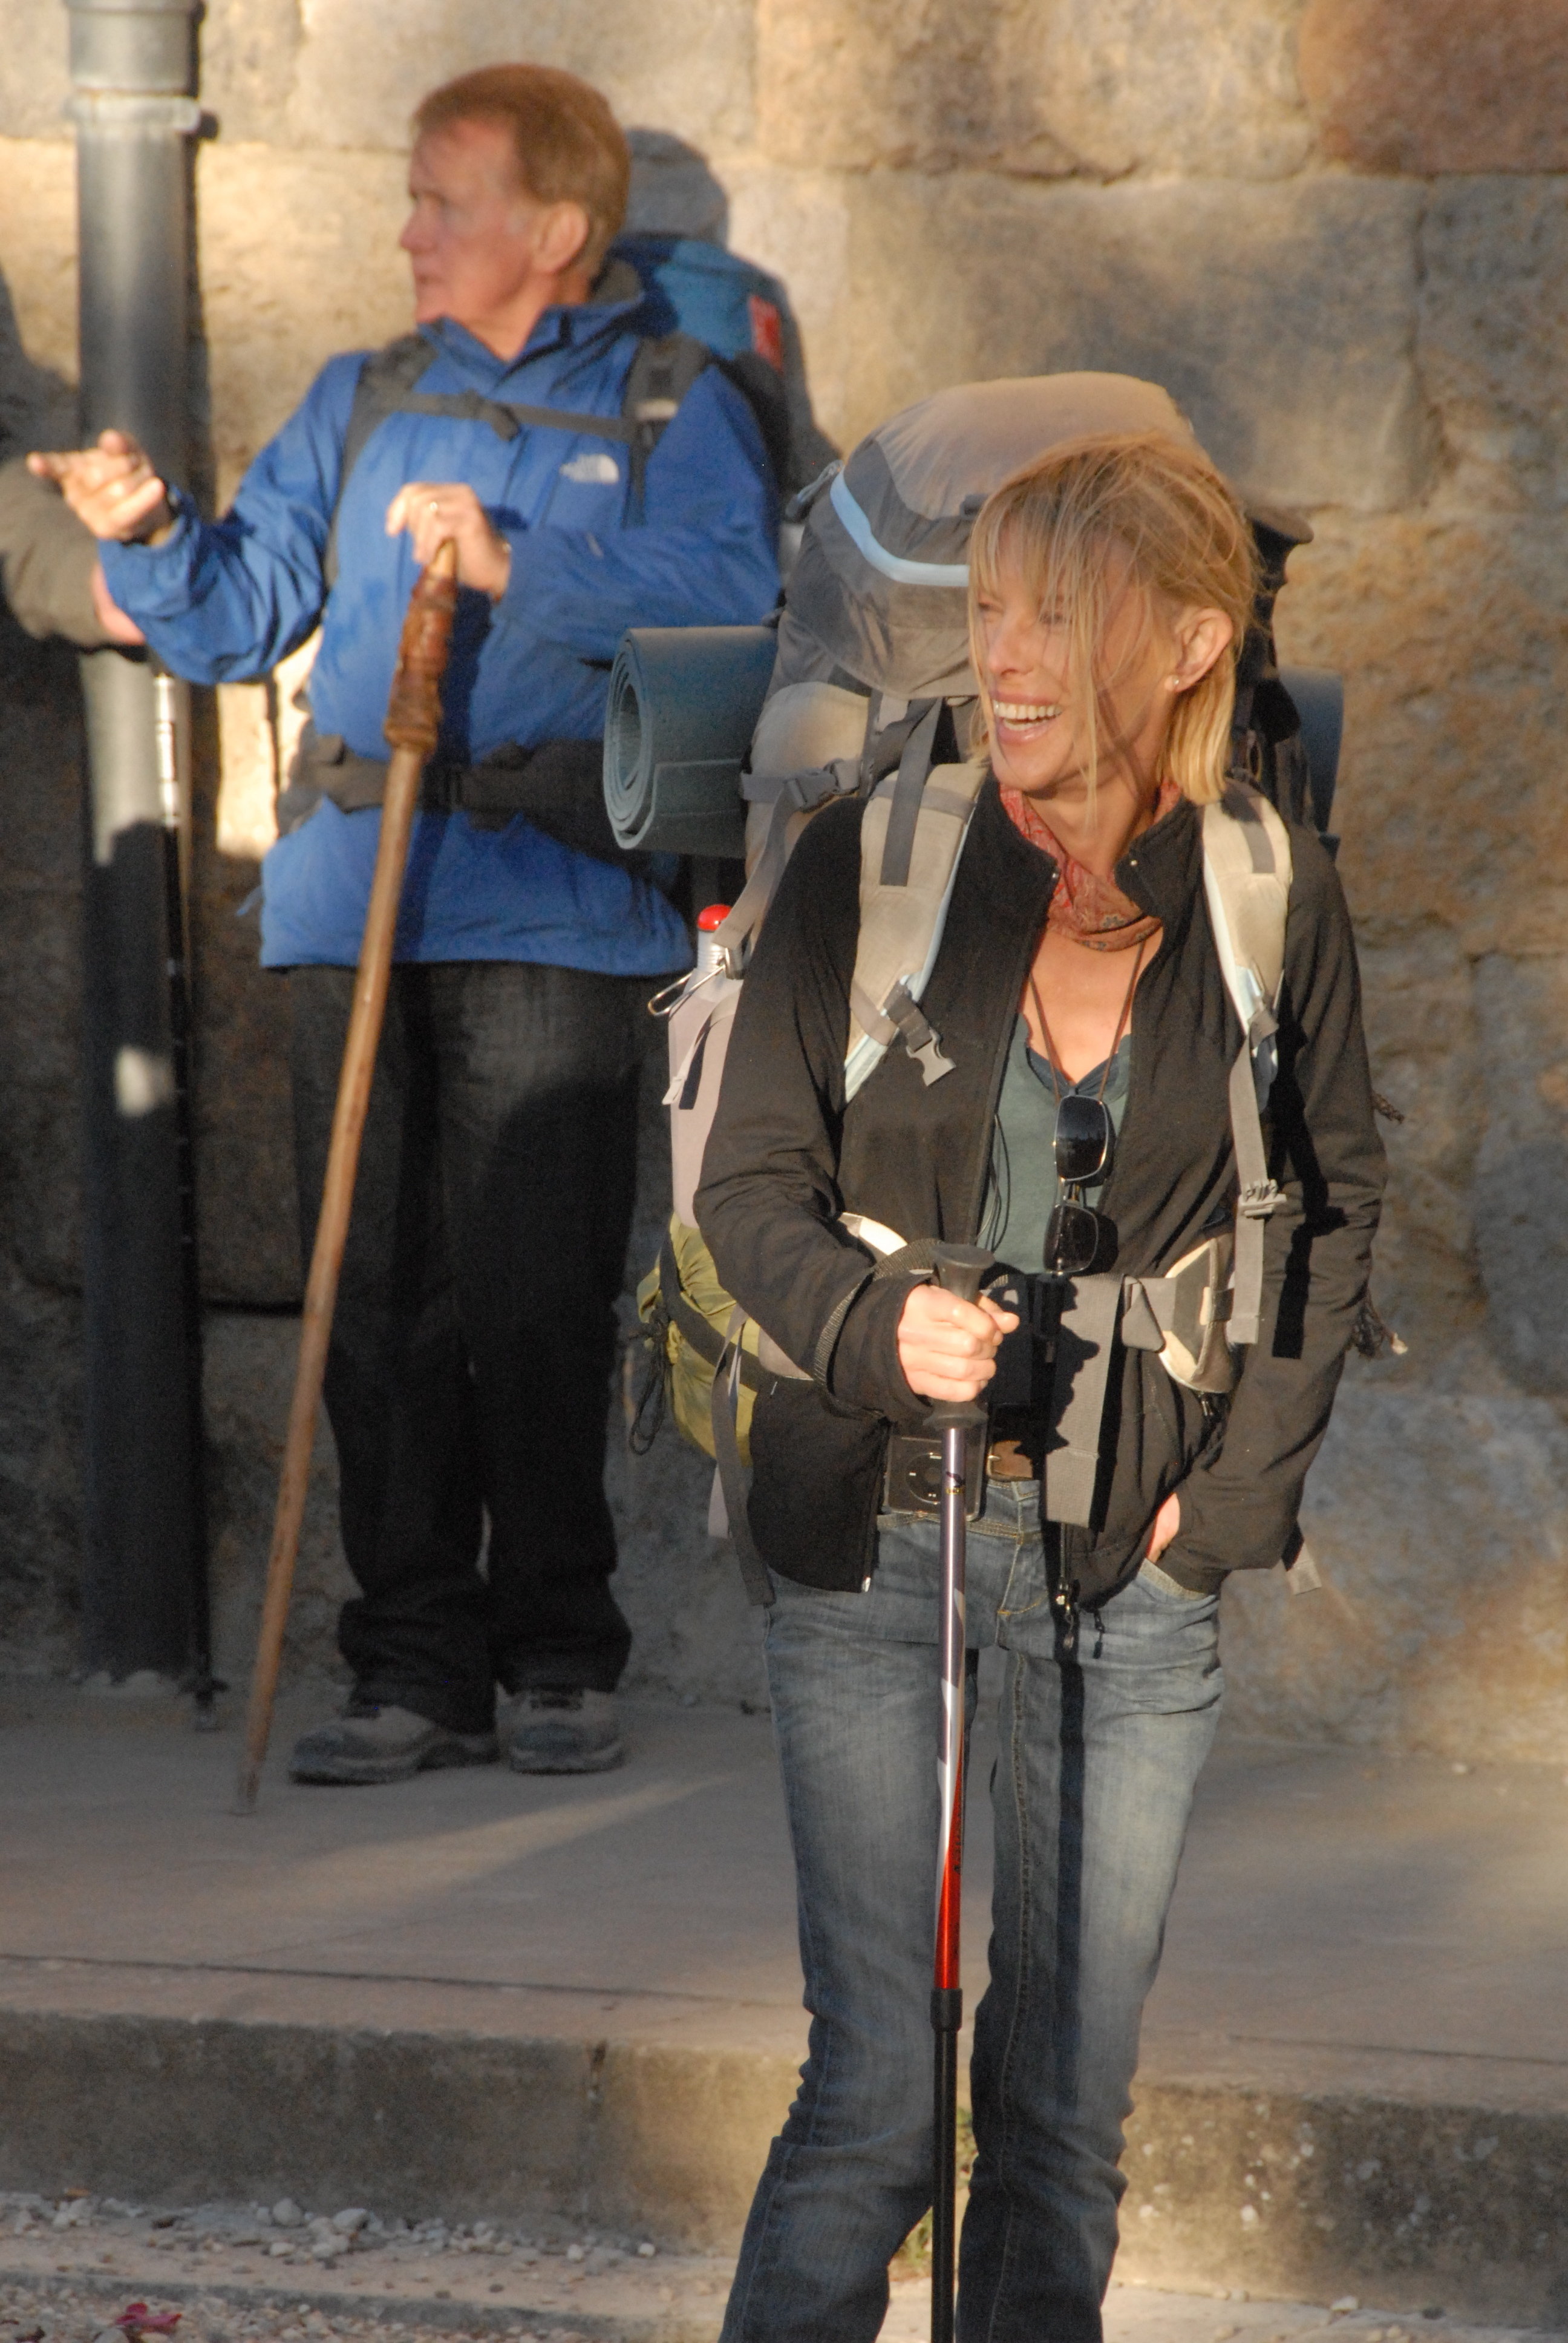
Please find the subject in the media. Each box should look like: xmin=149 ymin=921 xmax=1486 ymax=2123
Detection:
xmin=101 ymin=281 xmax=780 ymax=971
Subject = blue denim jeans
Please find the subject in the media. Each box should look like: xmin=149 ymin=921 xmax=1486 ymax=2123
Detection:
xmin=290 ymin=963 xmax=644 ymax=1728
xmin=721 ymin=1480 xmax=1223 ymax=2343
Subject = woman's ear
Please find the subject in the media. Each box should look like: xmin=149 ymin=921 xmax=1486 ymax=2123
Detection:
xmin=1167 ymin=607 xmax=1234 ymax=694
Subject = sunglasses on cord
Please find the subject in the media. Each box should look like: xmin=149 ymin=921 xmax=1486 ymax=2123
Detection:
xmin=1043 ymin=1092 xmax=1113 ymax=1276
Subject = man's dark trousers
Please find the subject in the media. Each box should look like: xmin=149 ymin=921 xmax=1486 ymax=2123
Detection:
xmin=289 ymin=959 xmax=645 ymax=1735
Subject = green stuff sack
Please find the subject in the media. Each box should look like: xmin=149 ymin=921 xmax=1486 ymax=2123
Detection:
xmin=635 ymin=1213 xmax=765 ymax=1466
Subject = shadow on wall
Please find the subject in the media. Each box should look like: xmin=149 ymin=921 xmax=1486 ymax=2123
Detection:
xmin=626 ymin=129 xmax=729 ymax=244
xmin=0 ymin=264 xmax=92 ymax=1670
xmin=0 ymin=255 xmax=299 ymax=1317
xmin=0 ymin=257 xmax=87 ymax=1302
xmin=834 ymin=169 xmax=1435 ymax=514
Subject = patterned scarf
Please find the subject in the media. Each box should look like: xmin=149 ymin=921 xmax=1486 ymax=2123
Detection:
xmin=999 ymin=776 xmax=1180 ymax=952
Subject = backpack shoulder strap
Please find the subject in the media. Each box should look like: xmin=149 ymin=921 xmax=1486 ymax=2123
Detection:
xmin=1201 ymin=783 xmax=1293 ymax=1347
xmin=621 ymin=330 xmax=713 ymax=516
xmin=1202 ymin=782 xmax=1292 ymax=1047
xmin=325 ymin=327 xmax=705 ymax=585
xmin=844 ymin=742 xmax=987 ymax=1103
xmin=325 ymin=334 xmax=440 ymax=588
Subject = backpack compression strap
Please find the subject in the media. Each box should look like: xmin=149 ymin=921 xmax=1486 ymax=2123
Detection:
xmin=710 ymin=1312 xmax=775 ymax=1610
xmin=702 ymin=694 xmax=963 ymax=991
xmin=844 ymin=746 xmax=988 ymax=1101
xmin=1201 ymin=784 xmax=1293 ymax=1347
xmin=323 ymin=329 xmax=714 ymax=585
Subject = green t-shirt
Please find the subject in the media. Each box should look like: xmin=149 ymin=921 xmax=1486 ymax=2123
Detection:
xmin=982 ymin=1013 xmax=1132 ymax=1271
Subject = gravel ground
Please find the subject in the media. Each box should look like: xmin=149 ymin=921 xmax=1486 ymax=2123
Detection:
xmin=0 ymin=2192 xmax=1540 ymax=2343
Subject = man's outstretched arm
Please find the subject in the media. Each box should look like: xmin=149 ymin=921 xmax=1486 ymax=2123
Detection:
xmin=25 ymin=358 xmax=363 ymax=684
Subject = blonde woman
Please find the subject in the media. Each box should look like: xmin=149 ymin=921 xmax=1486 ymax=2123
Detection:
xmin=697 ymin=430 xmax=1384 ymax=2341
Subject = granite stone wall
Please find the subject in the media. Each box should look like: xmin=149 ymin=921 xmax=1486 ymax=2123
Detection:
xmin=1 ymin=0 xmax=1566 ymax=1754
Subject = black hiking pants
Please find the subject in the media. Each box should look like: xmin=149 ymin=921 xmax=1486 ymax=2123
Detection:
xmin=289 ymin=960 xmax=644 ymax=1734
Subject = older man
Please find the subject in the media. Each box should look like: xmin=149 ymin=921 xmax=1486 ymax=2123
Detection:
xmin=35 ymin=64 xmax=779 ymax=1781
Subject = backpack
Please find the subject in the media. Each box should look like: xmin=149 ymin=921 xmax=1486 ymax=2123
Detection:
xmin=610 ymin=234 xmax=840 ymax=501
xmin=627 ymin=373 xmax=1333 ymax=1597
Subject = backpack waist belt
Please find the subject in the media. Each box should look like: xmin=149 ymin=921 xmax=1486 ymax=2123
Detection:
xmin=281 ymin=726 xmax=630 ymax=860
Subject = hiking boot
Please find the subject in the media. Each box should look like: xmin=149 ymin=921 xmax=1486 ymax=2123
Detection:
xmin=289 ymin=1700 xmax=497 ymax=1786
xmin=506 ymin=1689 xmax=624 ymax=1775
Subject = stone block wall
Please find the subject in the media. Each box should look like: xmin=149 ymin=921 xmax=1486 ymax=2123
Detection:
xmin=1 ymin=0 xmax=1566 ymax=1754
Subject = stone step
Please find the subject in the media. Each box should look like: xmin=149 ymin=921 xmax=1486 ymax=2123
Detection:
xmin=1 ymin=1994 xmax=1566 ymax=2331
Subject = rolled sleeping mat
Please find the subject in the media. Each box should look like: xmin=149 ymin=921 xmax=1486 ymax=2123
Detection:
xmin=604 ymin=626 xmax=778 ymax=857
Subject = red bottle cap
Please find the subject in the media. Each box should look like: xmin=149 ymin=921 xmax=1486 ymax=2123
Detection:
xmin=697 ymin=903 xmax=733 ymax=931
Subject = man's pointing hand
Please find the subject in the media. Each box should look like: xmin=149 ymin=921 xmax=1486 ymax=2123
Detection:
xmin=28 ymin=428 xmax=175 ymax=546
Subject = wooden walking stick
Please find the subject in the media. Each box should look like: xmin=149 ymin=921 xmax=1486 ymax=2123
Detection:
xmin=235 ymin=539 xmax=459 ymax=1813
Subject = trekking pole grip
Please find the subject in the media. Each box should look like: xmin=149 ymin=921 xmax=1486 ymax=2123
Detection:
xmin=931 ymin=1244 xmax=993 ymax=1310
xmin=928 ymin=1244 xmax=995 ymax=1433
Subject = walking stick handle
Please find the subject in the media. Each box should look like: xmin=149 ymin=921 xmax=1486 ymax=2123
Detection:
xmin=234 ymin=540 xmax=459 ymax=1814
xmin=384 ymin=544 xmax=462 ymax=756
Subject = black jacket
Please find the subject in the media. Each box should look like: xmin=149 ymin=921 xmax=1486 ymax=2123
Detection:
xmin=696 ymin=776 xmax=1385 ymax=1602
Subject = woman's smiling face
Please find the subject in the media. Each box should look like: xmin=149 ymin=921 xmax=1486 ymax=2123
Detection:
xmin=974 ymin=547 xmax=1174 ymax=808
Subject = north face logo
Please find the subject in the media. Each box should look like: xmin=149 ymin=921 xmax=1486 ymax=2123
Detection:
xmin=560 ymin=452 xmax=621 ymax=485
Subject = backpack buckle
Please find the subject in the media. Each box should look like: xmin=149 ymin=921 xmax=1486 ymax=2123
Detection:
xmin=881 ymin=980 xmax=955 ymax=1086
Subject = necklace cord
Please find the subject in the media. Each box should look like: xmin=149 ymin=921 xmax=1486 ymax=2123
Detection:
xmin=1026 ymin=931 xmax=1147 ymax=1110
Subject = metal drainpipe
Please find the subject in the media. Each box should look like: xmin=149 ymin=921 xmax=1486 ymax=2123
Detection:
xmin=67 ymin=0 xmax=210 ymax=1696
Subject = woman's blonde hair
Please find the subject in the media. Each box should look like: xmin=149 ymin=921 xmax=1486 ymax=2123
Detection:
xmin=967 ymin=430 xmax=1259 ymax=807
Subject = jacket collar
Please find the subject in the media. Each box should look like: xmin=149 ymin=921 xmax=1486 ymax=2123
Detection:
xmin=1115 ymin=793 xmax=1202 ymax=934
xmin=976 ymin=772 xmax=1204 ymax=927
xmin=419 ymin=260 xmax=645 ymax=387
xmin=972 ymin=775 xmax=1058 ymax=909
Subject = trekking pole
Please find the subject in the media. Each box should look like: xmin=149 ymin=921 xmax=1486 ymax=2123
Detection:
xmin=927 ymin=1242 xmax=995 ymax=2343
xmin=234 ymin=539 xmax=459 ymax=1814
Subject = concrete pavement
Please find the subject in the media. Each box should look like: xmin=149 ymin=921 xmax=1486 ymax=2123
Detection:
xmin=3 ymin=1673 xmax=1568 ymax=2327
